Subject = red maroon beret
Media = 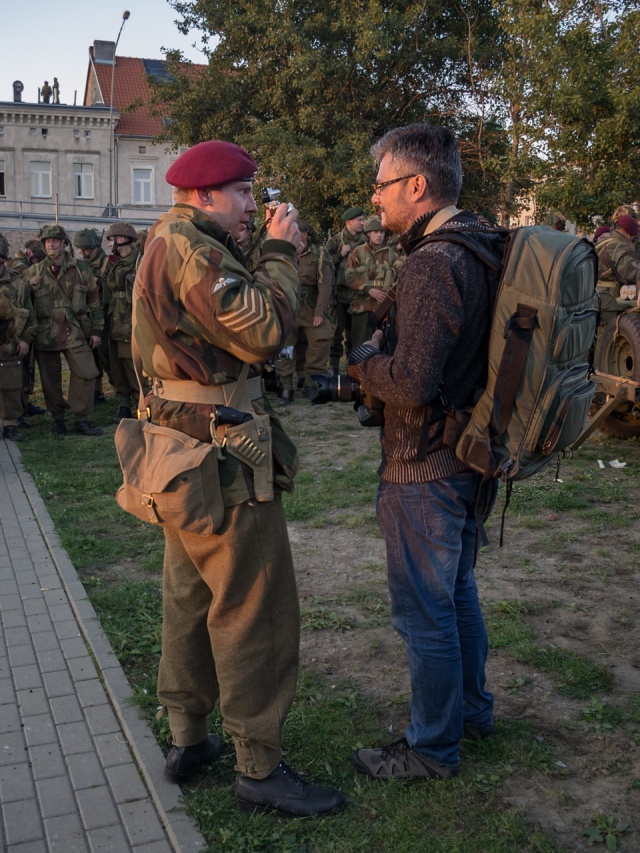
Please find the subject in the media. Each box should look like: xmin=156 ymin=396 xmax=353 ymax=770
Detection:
xmin=166 ymin=141 xmax=257 ymax=189
xmin=617 ymin=214 xmax=639 ymax=237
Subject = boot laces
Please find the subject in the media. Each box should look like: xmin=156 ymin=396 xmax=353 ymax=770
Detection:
xmin=379 ymin=738 xmax=411 ymax=762
xmin=278 ymin=761 xmax=307 ymax=789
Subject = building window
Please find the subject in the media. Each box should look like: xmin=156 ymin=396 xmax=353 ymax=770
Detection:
xmin=0 ymin=160 xmax=5 ymax=196
xmin=132 ymin=168 xmax=152 ymax=204
xmin=29 ymin=161 xmax=52 ymax=198
xmin=73 ymin=163 xmax=94 ymax=199
xmin=138 ymin=145 xmax=146 ymax=154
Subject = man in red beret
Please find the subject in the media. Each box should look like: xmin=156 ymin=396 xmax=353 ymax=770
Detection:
xmin=131 ymin=140 xmax=344 ymax=817
xmin=596 ymin=210 xmax=639 ymax=298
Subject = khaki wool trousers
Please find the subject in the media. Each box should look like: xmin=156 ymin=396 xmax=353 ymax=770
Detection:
xmin=158 ymin=495 xmax=300 ymax=778
xmin=36 ymin=344 xmax=98 ymax=419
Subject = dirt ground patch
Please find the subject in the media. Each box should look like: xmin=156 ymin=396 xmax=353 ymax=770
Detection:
xmin=279 ymin=398 xmax=640 ymax=852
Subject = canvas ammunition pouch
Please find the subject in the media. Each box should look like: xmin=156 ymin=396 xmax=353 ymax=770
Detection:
xmin=0 ymin=359 xmax=23 ymax=391
xmin=114 ymin=418 xmax=224 ymax=535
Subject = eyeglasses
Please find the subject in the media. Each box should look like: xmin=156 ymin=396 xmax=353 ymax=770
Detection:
xmin=372 ymin=174 xmax=419 ymax=194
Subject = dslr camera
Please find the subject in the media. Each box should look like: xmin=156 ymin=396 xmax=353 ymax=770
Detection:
xmin=310 ymin=343 xmax=386 ymax=427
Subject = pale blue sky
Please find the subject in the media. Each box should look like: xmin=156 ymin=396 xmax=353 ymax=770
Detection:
xmin=1 ymin=0 xmax=206 ymax=105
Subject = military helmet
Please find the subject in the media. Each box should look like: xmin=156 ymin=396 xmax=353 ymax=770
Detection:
xmin=39 ymin=224 xmax=70 ymax=244
xmin=0 ymin=233 xmax=9 ymax=259
xmin=364 ymin=216 xmax=384 ymax=233
xmin=106 ymin=221 xmax=138 ymax=241
xmin=73 ymin=228 xmax=102 ymax=250
xmin=612 ymin=205 xmax=638 ymax=225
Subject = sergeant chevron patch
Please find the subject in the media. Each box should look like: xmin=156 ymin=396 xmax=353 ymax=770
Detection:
xmin=220 ymin=284 xmax=266 ymax=332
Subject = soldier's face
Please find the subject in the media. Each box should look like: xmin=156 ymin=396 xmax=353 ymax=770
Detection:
xmin=207 ymin=181 xmax=258 ymax=241
xmin=44 ymin=238 xmax=64 ymax=257
xmin=345 ymin=216 xmax=365 ymax=236
xmin=368 ymin=230 xmax=385 ymax=246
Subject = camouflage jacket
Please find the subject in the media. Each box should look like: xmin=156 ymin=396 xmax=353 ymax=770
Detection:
xmin=7 ymin=251 xmax=33 ymax=278
xmin=298 ymin=243 xmax=334 ymax=318
xmin=106 ymin=248 xmax=140 ymax=343
xmin=84 ymin=250 xmax=110 ymax=308
xmin=0 ymin=264 xmax=36 ymax=359
xmin=325 ymin=227 xmax=367 ymax=298
xmin=596 ymin=231 xmax=639 ymax=290
xmin=29 ymin=255 xmax=103 ymax=351
xmin=345 ymin=243 xmax=404 ymax=313
xmin=134 ymin=203 xmax=300 ymax=504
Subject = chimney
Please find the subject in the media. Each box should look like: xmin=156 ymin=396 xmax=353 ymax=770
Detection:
xmin=93 ymin=40 xmax=116 ymax=64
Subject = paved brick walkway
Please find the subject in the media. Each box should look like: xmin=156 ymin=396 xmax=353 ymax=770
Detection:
xmin=0 ymin=440 xmax=206 ymax=852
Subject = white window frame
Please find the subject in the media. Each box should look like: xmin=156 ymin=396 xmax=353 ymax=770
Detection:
xmin=73 ymin=162 xmax=94 ymax=199
xmin=132 ymin=166 xmax=153 ymax=205
xmin=30 ymin=161 xmax=52 ymax=198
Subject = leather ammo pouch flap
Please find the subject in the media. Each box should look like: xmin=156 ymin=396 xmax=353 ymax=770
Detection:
xmin=221 ymin=413 xmax=274 ymax=502
xmin=114 ymin=418 xmax=224 ymax=535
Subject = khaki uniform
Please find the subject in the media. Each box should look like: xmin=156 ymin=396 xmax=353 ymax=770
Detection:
xmin=325 ymin=227 xmax=367 ymax=370
xmin=83 ymin=249 xmax=112 ymax=391
xmin=0 ymin=265 xmax=36 ymax=423
xmin=106 ymin=248 xmax=140 ymax=409
xmin=277 ymin=242 xmax=334 ymax=390
xmin=30 ymin=254 xmax=102 ymax=421
xmin=133 ymin=203 xmax=301 ymax=778
xmin=345 ymin=243 xmax=404 ymax=348
xmin=595 ymin=230 xmax=639 ymax=296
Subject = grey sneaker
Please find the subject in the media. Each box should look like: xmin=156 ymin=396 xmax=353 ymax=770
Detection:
xmin=351 ymin=738 xmax=458 ymax=780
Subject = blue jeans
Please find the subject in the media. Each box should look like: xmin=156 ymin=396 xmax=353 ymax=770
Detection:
xmin=377 ymin=473 xmax=494 ymax=768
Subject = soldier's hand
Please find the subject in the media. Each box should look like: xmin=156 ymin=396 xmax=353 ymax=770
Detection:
xmin=16 ymin=341 xmax=29 ymax=358
xmin=341 ymin=244 xmax=351 ymax=257
xmin=29 ymin=275 xmax=41 ymax=291
xmin=369 ymin=287 xmax=386 ymax=303
xmin=313 ymin=316 xmax=323 ymax=328
xmin=89 ymin=335 xmax=101 ymax=349
xmin=267 ymin=202 xmax=300 ymax=247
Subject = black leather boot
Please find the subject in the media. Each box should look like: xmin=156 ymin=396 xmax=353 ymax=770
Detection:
xmin=113 ymin=406 xmax=133 ymax=424
xmin=74 ymin=420 xmax=103 ymax=436
xmin=52 ymin=419 xmax=67 ymax=436
xmin=164 ymin=734 xmax=224 ymax=784
xmin=278 ymin=388 xmax=294 ymax=406
xmin=236 ymin=760 xmax=345 ymax=818
xmin=3 ymin=425 xmax=24 ymax=441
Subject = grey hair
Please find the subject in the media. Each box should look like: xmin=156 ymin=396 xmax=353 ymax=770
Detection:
xmin=371 ymin=123 xmax=463 ymax=205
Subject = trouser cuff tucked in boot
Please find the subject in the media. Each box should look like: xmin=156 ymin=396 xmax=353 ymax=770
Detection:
xmin=234 ymin=738 xmax=282 ymax=779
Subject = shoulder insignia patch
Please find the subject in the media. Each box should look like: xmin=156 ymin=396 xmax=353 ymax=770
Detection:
xmin=220 ymin=283 xmax=266 ymax=332
xmin=212 ymin=276 xmax=236 ymax=294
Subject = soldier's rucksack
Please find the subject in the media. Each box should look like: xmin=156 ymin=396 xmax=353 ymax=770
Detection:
xmin=420 ymin=224 xmax=599 ymax=487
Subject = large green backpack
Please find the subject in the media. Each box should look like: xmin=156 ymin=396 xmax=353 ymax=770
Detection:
xmin=429 ymin=225 xmax=599 ymax=483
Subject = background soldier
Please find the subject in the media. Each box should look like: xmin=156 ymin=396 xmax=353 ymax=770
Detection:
xmin=41 ymin=80 xmax=52 ymax=104
xmin=548 ymin=211 xmax=567 ymax=231
xmin=29 ymin=225 xmax=103 ymax=436
xmin=73 ymin=228 xmax=111 ymax=404
xmin=325 ymin=207 xmax=367 ymax=373
xmin=345 ymin=215 xmax=404 ymax=348
xmin=0 ymin=234 xmax=36 ymax=440
xmin=596 ymin=213 xmax=639 ymax=297
xmin=105 ymin=222 xmax=140 ymax=422
xmin=8 ymin=239 xmax=46 ymax=419
xmin=275 ymin=220 xmax=334 ymax=402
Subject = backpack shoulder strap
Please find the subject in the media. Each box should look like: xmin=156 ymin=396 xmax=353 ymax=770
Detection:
xmin=417 ymin=229 xmax=504 ymax=272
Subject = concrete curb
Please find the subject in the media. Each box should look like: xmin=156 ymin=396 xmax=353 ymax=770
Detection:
xmin=8 ymin=441 xmax=207 ymax=853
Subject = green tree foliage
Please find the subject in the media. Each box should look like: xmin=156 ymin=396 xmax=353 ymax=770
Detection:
xmin=158 ymin=0 xmax=499 ymax=231
xmin=156 ymin=0 xmax=639 ymax=230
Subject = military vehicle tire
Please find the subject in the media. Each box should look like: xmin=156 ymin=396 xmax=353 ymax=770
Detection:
xmin=593 ymin=313 xmax=640 ymax=438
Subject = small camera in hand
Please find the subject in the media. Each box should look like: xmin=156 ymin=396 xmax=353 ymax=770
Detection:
xmin=260 ymin=187 xmax=294 ymax=214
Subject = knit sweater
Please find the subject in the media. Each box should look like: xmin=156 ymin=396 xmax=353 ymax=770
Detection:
xmin=360 ymin=210 xmax=497 ymax=483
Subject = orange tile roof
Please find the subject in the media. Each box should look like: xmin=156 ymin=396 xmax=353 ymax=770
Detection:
xmin=86 ymin=55 xmax=205 ymax=138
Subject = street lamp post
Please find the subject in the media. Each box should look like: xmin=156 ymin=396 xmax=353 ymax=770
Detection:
xmin=105 ymin=10 xmax=130 ymax=218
